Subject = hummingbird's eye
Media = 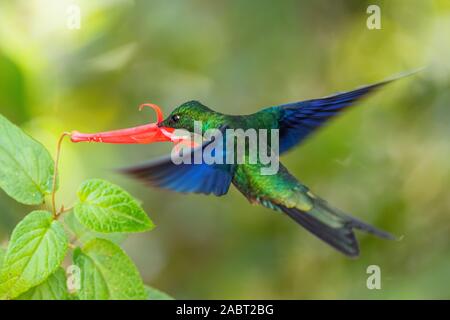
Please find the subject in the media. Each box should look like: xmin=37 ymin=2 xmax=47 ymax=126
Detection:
xmin=171 ymin=114 xmax=180 ymax=123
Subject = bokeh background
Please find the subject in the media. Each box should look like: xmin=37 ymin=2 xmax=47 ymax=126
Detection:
xmin=0 ymin=0 xmax=449 ymax=299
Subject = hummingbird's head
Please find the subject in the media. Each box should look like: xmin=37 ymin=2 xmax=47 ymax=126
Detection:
xmin=159 ymin=100 xmax=216 ymax=132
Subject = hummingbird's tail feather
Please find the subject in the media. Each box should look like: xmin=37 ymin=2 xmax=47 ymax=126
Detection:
xmin=282 ymin=206 xmax=360 ymax=257
xmin=280 ymin=197 xmax=395 ymax=257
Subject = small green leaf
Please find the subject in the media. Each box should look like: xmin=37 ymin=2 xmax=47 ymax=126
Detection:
xmin=145 ymin=285 xmax=174 ymax=300
xmin=74 ymin=179 xmax=153 ymax=233
xmin=0 ymin=113 xmax=55 ymax=205
xmin=0 ymin=211 xmax=68 ymax=299
xmin=64 ymin=211 xmax=127 ymax=244
xmin=68 ymin=293 xmax=80 ymax=300
xmin=0 ymin=248 xmax=5 ymax=270
xmin=15 ymin=267 xmax=69 ymax=300
xmin=73 ymin=238 xmax=147 ymax=300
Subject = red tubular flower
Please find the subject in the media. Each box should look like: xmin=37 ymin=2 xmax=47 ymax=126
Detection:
xmin=70 ymin=103 xmax=176 ymax=144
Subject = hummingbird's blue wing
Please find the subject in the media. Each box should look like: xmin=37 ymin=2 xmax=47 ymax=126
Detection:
xmin=119 ymin=127 xmax=235 ymax=196
xmin=271 ymin=73 xmax=417 ymax=154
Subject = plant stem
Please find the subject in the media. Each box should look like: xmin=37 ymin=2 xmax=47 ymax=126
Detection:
xmin=52 ymin=132 xmax=71 ymax=219
xmin=59 ymin=205 xmax=74 ymax=215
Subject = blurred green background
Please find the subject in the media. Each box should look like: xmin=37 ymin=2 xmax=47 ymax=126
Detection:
xmin=0 ymin=0 xmax=449 ymax=299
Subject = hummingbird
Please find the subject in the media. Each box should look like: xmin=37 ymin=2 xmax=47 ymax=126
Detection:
xmin=71 ymin=73 xmax=415 ymax=257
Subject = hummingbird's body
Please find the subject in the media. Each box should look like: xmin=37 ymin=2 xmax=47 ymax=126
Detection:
xmin=120 ymin=75 xmax=413 ymax=257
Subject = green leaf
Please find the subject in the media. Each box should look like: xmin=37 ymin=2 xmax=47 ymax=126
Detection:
xmin=73 ymin=238 xmax=147 ymax=300
xmin=0 ymin=211 xmax=68 ymax=299
xmin=74 ymin=179 xmax=153 ymax=233
xmin=64 ymin=211 xmax=127 ymax=244
xmin=15 ymin=267 xmax=68 ymax=300
xmin=0 ymin=248 xmax=5 ymax=270
xmin=68 ymin=293 xmax=80 ymax=300
xmin=145 ymin=285 xmax=174 ymax=300
xmin=0 ymin=113 xmax=55 ymax=205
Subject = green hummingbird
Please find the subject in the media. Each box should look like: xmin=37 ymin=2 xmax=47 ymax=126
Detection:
xmin=73 ymin=73 xmax=415 ymax=257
